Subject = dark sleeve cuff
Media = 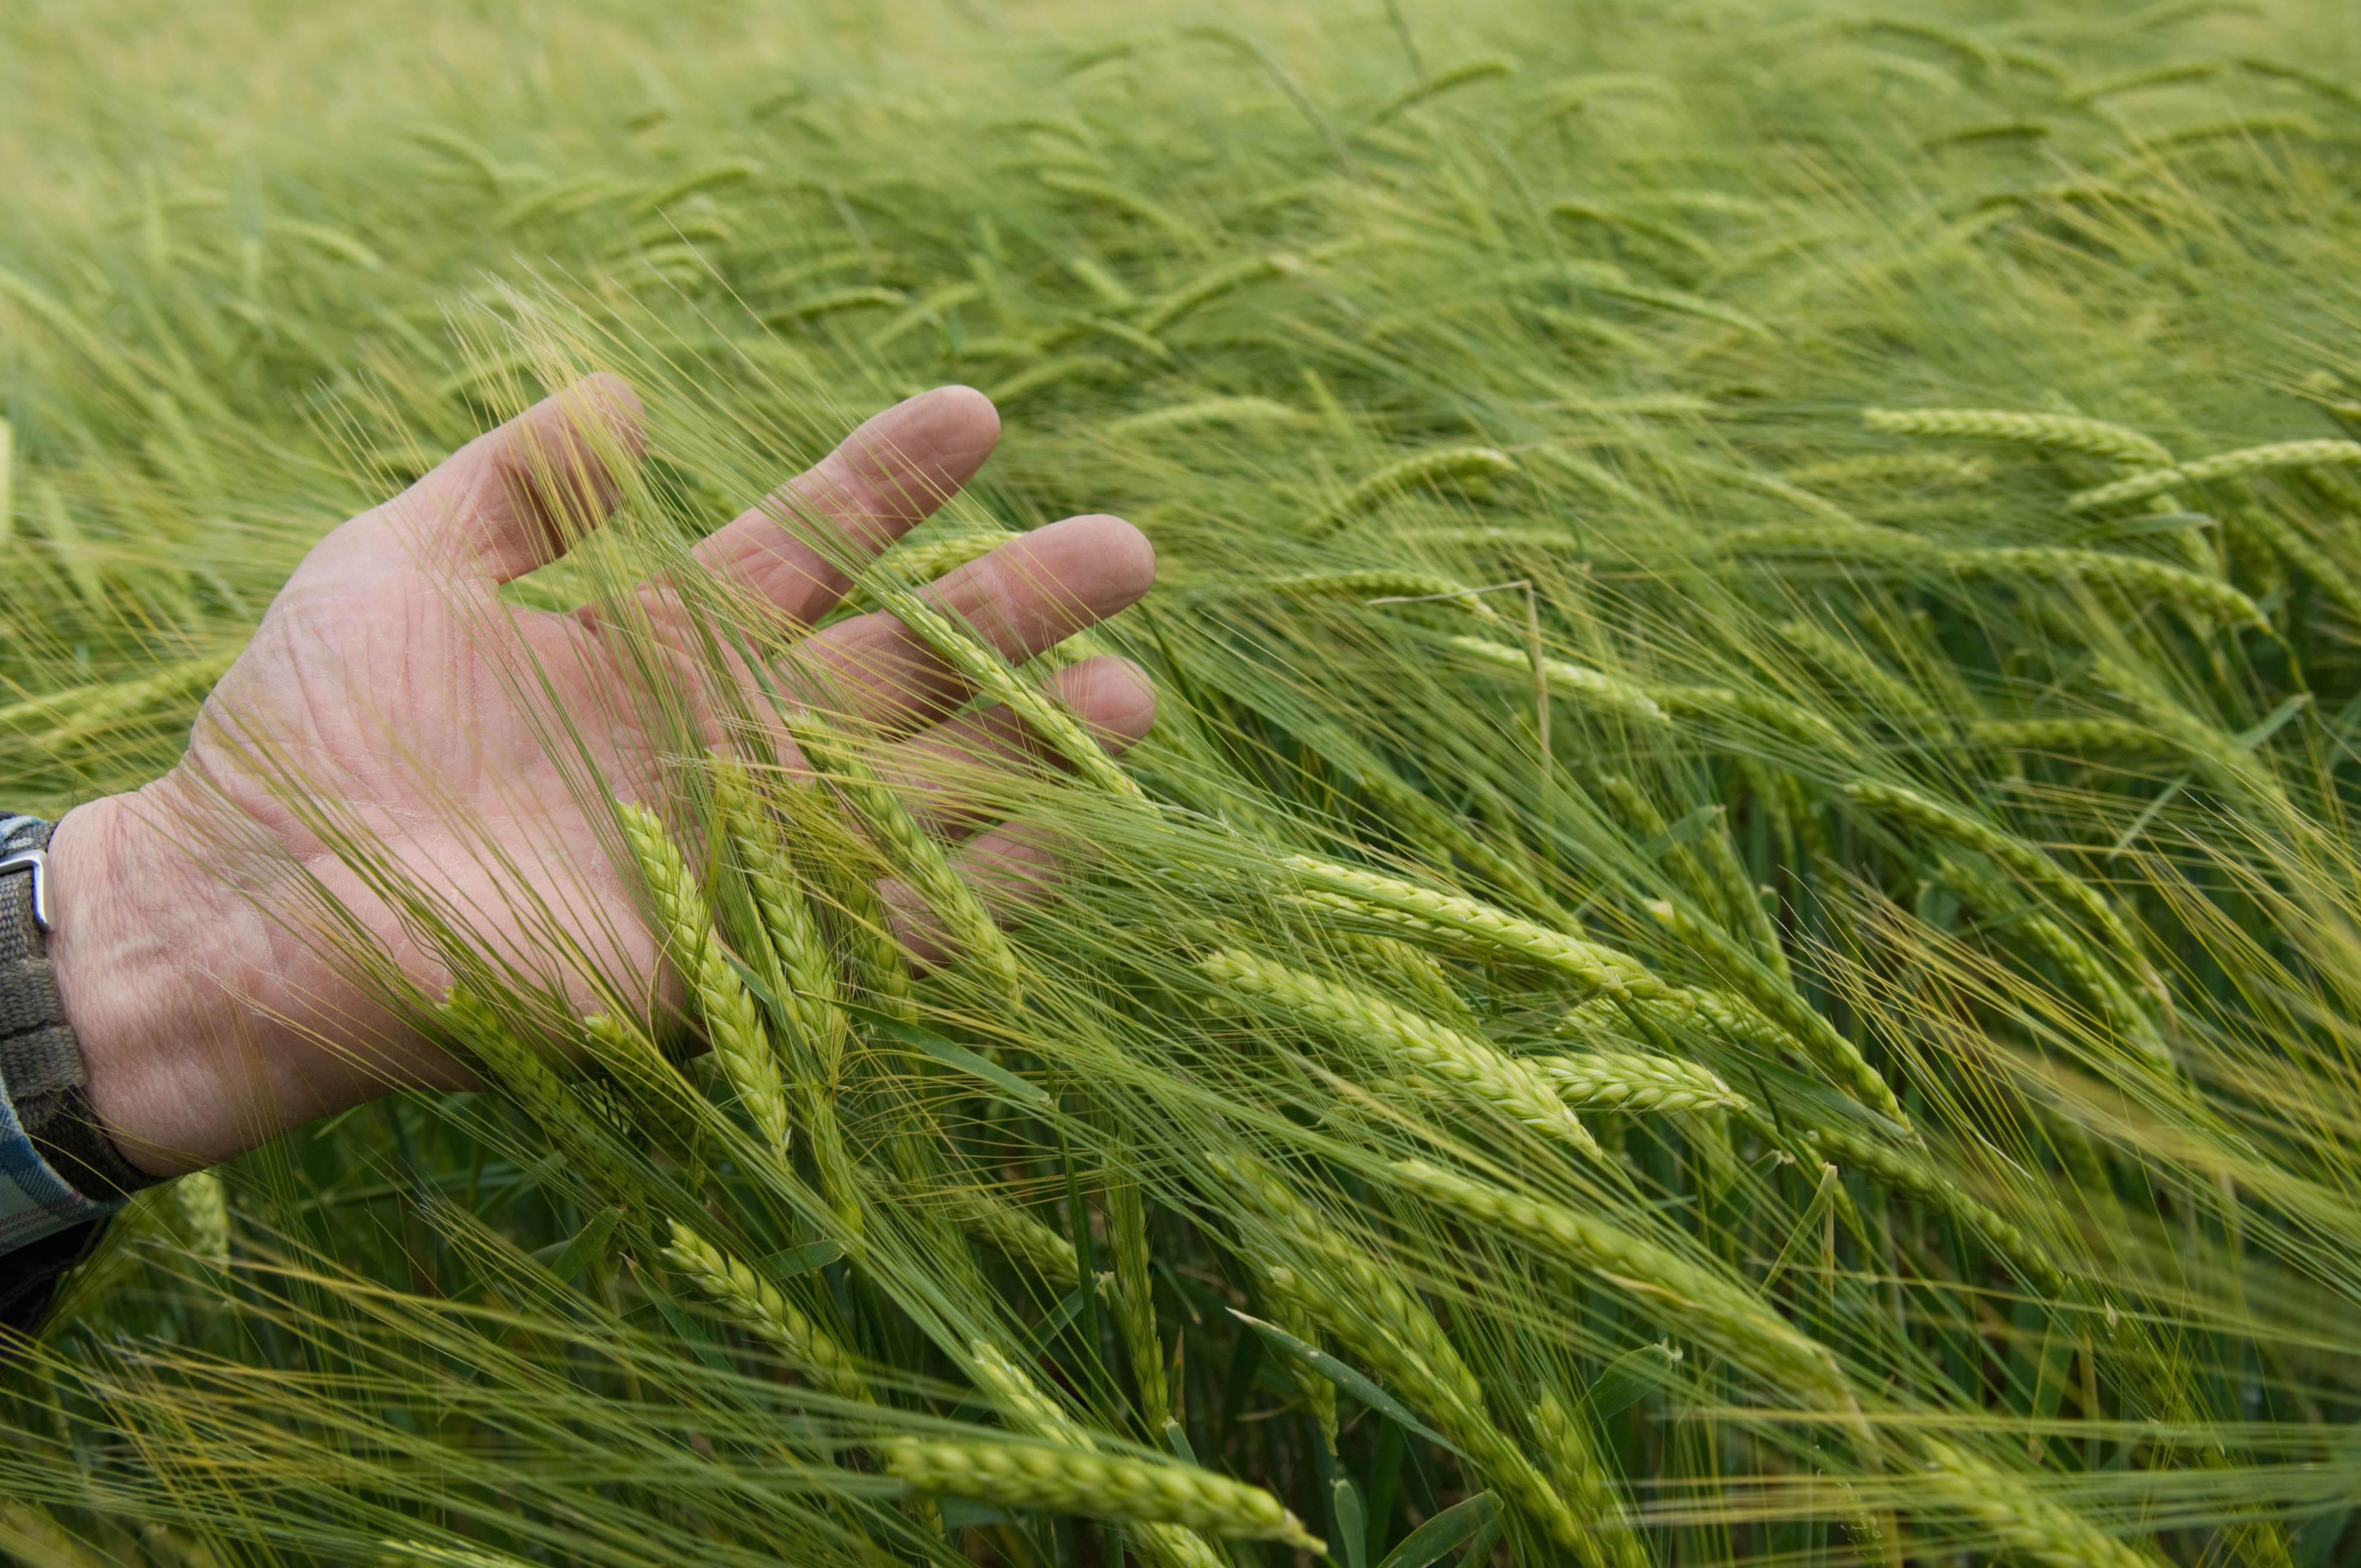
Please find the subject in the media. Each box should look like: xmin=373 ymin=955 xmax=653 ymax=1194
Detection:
xmin=0 ymin=1215 xmax=109 ymax=1341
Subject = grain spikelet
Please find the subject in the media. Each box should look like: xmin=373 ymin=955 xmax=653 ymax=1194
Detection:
xmin=1913 ymin=1438 xmax=2162 ymax=1568
xmin=1306 ymin=447 xmax=1518 ymax=537
xmin=1778 ymin=620 xmax=1937 ymax=722
xmin=1389 ymin=1159 xmax=1847 ymax=1400
xmin=437 ymin=988 xmax=633 ymax=1199
xmin=1652 ymin=683 xmax=1843 ymax=746
xmin=1267 ymin=1292 xmax=1339 ymax=1453
xmin=945 ymin=1187 xmax=1083 ymax=1289
xmin=1966 ymin=718 xmax=2168 ymax=754
xmin=661 ymin=1220 xmax=869 ymax=1400
xmin=1448 ymin=636 xmax=1670 ymax=725
xmin=766 ymin=286 xmax=910 ymax=323
xmin=1864 ymin=407 xmax=2174 ymax=467
xmin=1841 ymin=781 xmax=2157 ymax=999
xmin=1530 ymin=1390 xmax=1647 ymax=1568
xmin=854 ymin=529 xmax=1017 ymax=603
xmin=776 ymin=781 xmax=920 ymax=1023
xmin=1285 ymin=855 xmax=1667 ymax=996
xmin=1549 ymin=199 xmax=1716 ymax=261
xmin=382 ymin=1541 xmax=538 ymax=1568
xmin=1136 ymin=254 xmax=1303 ymax=334
xmin=1366 ymin=55 xmax=1518 ymax=123
xmin=1803 ymin=1118 xmax=2069 ymax=1295
xmin=1945 ymin=547 xmax=2267 ymax=628
xmin=984 ymin=351 xmax=1127 ymax=407
xmin=1784 ymin=453 xmax=1992 ymax=490
xmin=712 ymin=762 xmax=863 ymax=1231
xmin=882 ymin=1439 xmax=1319 ymax=1546
xmin=1268 ymin=568 xmax=1500 ymax=619
xmin=967 ymin=1342 xmax=1237 ymax=1568
xmin=1529 ymin=1050 xmax=1743 ymax=1114
xmin=1724 ymin=529 xmax=2267 ymax=629
xmin=1336 ymin=930 xmax=1479 ymax=1026
xmin=1202 ymin=948 xmax=1601 ymax=1156
xmin=170 ymin=1171 xmax=231 ymax=1267
xmin=617 ymin=801 xmax=792 ymax=1147
xmin=2066 ymin=439 xmax=2361 ymax=512
xmin=1215 ymin=1164 xmax=1588 ymax=1552
xmin=784 ymin=711 xmax=1024 ymax=995
xmin=1645 ymin=901 xmax=1905 ymax=1126
xmin=1036 ymin=172 xmax=1199 ymax=250
xmin=640 ymin=158 xmax=760 ymax=212
xmin=0 ymin=654 xmax=230 ymax=757
xmin=2069 ymin=59 xmax=2226 ymax=103
xmin=865 ymin=580 xmax=1144 ymax=801
xmin=1543 ymin=73 xmax=1678 ymax=114
xmin=1106 ymin=1176 xmax=1171 ymax=1428
xmin=2236 ymin=506 xmax=2361 ymax=624
xmin=1108 ymin=396 xmax=1307 ymax=435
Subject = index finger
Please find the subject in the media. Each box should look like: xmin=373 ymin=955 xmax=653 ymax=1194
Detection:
xmin=691 ymin=385 xmax=1000 ymax=626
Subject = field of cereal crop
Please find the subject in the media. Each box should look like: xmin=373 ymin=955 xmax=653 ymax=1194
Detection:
xmin=6 ymin=1 xmax=2361 ymax=1563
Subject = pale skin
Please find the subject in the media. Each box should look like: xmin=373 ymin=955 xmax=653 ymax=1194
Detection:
xmin=41 ymin=378 xmax=1157 ymax=1177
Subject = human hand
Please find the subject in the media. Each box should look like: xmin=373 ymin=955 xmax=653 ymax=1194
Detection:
xmin=42 ymin=380 xmax=1156 ymax=1176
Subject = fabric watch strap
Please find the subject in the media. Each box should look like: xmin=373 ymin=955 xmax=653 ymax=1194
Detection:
xmin=0 ymin=815 xmax=155 ymax=1239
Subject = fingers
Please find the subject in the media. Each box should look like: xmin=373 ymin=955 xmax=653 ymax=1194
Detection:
xmin=789 ymin=513 xmax=1156 ymax=735
xmin=884 ymin=822 xmax=1076 ymax=968
xmin=385 ymin=374 xmax=647 ymax=582
xmin=879 ymin=655 xmax=1157 ymax=836
xmin=691 ymin=385 xmax=1000 ymax=626
xmin=874 ymin=658 xmax=1155 ymax=964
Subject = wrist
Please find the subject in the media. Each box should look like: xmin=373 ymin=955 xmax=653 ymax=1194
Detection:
xmin=44 ymin=783 xmax=273 ymax=1177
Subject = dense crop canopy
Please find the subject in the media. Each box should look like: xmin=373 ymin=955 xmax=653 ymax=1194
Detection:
xmin=5 ymin=1 xmax=2361 ymax=1564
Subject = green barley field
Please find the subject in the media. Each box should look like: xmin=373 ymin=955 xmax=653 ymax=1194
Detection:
xmin=6 ymin=0 xmax=2361 ymax=1563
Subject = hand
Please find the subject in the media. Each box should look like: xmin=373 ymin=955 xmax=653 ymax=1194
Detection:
xmin=42 ymin=380 xmax=1156 ymax=1176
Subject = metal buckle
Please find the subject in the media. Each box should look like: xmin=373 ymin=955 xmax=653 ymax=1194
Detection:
xmin=0 ymin=848 xmax=50 ymax=933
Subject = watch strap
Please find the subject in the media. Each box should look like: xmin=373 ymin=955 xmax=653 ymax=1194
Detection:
xmin=0 ymin=815 xmax=156 ymax=1210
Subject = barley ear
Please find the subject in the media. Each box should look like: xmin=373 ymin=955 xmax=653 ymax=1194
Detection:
xmin=170 ymin=1171 xmax=231 ymax=1268
xmin=881 ymin=1438 xmax=1320 ymax=1547
xmin=1644 ymin=900 xmax=1905 ymax=1127
xmin=866 ymin=581 xmax=1144 ymax=801
xmin=616 ymin=801 xmax=792 ymax=1148
xmin=1107 ymin=1176 xmax=1172 ymax=1429
xmin=1531 ymin=1390 xmax=1649 ymax=1568
xmin=660 ymin=1219 xmax=869 ymax=1402
xmin=439 ymin=988 xmax=636 ymax=1201
xmin=784 ymin=711 xmax=1023 ymax=999
xmin=1202 ymin=948 xmax=1600 ymax=1156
